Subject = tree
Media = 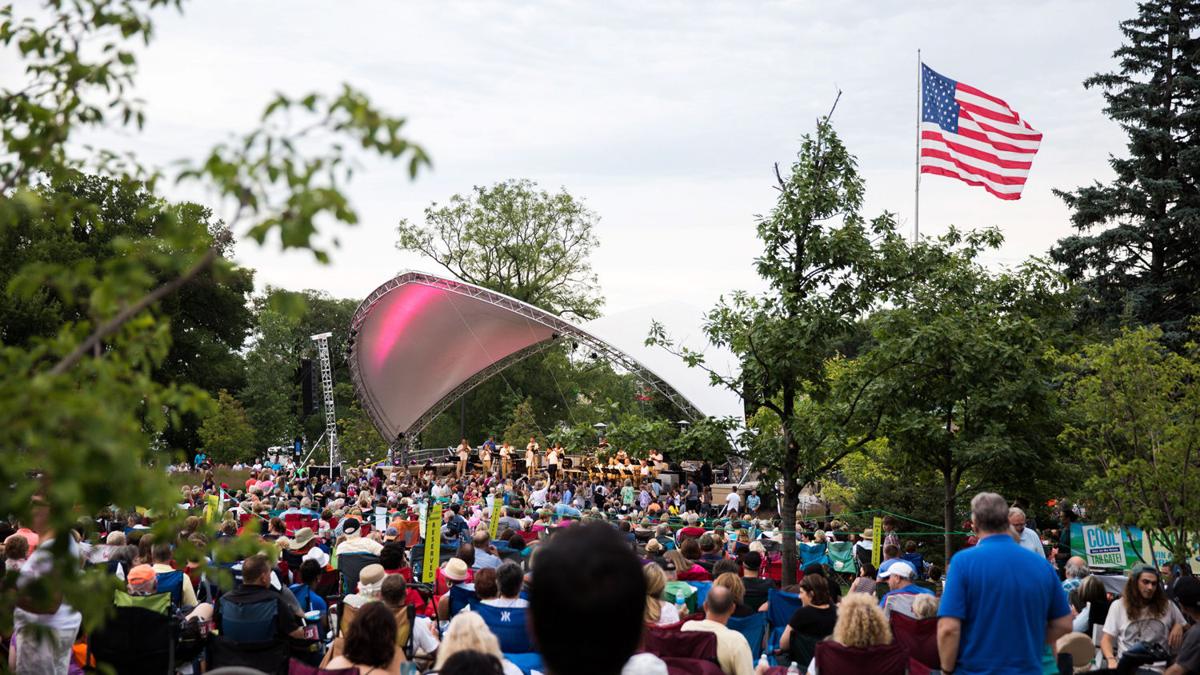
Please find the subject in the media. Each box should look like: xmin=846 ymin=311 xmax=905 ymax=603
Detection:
xmin=605 ymin=414 xmax=677 ymax=458
xmin=396 ymin=179 xmax=604 ymax=320
xmin=337 ymin=402 xmax=386 ymax=465
xmin=1057 ymin=326 xmax=1200 ymax=566
xmin=1052 ymin=1 xmax=1200 ymax=346
xmin=241 ymin=288 xmax=361 ymax=452
xmin=649 ymin=105 xmax=915 ymax=585
xmin=0 ymin=174 xmax=255 ymax=453
xmin=856 ymin=231 xmax=1069 ymax=560
xmin=198 ymin=390 xmax=256 ymax=464
xmin=504 ymin=398 xmax=542 ymax=448
xmin=0 ymin=0 xmax=428 ymax=633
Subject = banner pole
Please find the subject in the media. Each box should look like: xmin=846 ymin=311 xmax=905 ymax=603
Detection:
xmin=914 ymin=48 xmax=922 ymax=244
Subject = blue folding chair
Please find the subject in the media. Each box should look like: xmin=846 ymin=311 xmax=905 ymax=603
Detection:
xmin=220 ymin=597 xmax=278 ymax=643
xmin=505 ymin=651 xmax=544 ymax=675
xmin=800 ymin=542 xmax=830 ymax=568
xmin=686 ymin=580 xmax=713 ymax=609
xmin=448 ymin=583 xmax=480 ymax=616
xmin=728 ymin=611 xmax=768 ymax=662
xmin=154 ymin=570 xmax=185 ymax=608
xmin=767 ymin=587 xmax=803 ymax=666
xmin=475 ymin=604 xmax=535 ymax=654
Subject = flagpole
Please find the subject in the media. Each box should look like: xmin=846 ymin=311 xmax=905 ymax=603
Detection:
xmin=914 ymin=48 xmax=921 ymax=244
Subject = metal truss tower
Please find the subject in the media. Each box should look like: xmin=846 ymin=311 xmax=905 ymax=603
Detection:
xmin=311 ymin=331 xmax=339 ymax=469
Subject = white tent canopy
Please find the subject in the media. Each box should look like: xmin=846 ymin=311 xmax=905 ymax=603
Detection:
xmin=580 ymin=303 xmax=744 ymax=422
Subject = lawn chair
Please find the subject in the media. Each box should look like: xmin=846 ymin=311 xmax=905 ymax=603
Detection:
xmin=766 ymin=587 xmax=803 ymax=666
xmin=727 ymin=611 xmax=768 ymax=662
xmin=812 ymin=640 xmax=908 ymax=675
xmin=890 ymin=612 xmax=939 ymax=670
xmin=336 ymin=552 xmax=380 ymax=596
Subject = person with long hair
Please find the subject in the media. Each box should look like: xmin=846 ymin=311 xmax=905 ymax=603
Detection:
xmin=1070 ymin=574 xmax=1110 ymax=636
xmin=802 ymin=593 xmax=895 ymax=673
xmin=643 ymin=562 xmax=680 ymax=625
xmin=670 ymin=543 xmax=710 ymax=581
xmin=322 ymin=601 xmax=403 ymax=674
xmin=435 ymin=613 xmax=523 ymax=675
xmin=1100 ymin=566 xmax=1186 ymax=669
xmin=781 ymin=573 xmax=838 ymax=669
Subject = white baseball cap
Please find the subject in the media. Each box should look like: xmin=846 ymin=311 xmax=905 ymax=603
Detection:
xmin=878 ymin=560 xmax=916 ymax=579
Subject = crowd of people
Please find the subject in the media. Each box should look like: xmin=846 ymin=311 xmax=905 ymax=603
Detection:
xmin=2 ymin=446 xmax=1199 ymax=675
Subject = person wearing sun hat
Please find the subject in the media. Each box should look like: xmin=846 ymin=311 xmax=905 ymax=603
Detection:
xmin=340 ymin=563 xmax=386 ymax=632
xmin=435 ymin=558 xmax=471 ymax=622
xmin=289 ymin=527 xmax=317 ymax=553
xmin=853 ymin=526 xmax=874 ymax=570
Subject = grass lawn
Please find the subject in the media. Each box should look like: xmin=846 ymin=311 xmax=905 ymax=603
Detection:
xmin=166 ymin=467 xmax=252 ymax=490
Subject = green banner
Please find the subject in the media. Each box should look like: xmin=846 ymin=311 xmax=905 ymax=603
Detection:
xmin=1071 ymin=522 xmax=1145 ymax=570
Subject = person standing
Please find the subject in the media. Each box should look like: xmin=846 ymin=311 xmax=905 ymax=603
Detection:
xmin=546 ymin=444 xmax=559 ymax=483
xmin=499 ymin=440 xmax=512 ymax=477
xmin=1100 ymin=566 xmax=1186 ymax=670
xmin=479 ymin=443 xmax=492 ymax=477
xmin=937 ymin=492 xmax=1072 ymax=675
xmin=525 ymin=437 xmax=539 ymax=477
xmin=456 ymin=438 xmax=470 ymax=478
xmin=1009 ymin=507 xmax=1045 ymax=558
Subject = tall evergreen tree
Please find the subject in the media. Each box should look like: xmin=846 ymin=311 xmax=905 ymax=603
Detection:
xmin=1052 ymin=0 xmax=1200 ymax=346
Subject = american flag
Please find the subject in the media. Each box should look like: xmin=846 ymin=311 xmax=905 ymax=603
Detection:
xmin=920 ymin=63 xmax=1042 ymax=200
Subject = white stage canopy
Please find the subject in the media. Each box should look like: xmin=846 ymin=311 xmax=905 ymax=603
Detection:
xmin=348 ymin=271 xmax=744 ymax=446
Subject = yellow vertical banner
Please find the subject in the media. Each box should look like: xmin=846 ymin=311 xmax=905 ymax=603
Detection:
xmin=204 ymin=494 xmax=220 ymax=523
xmin=422 ymin=502 xmax=443 ymax=583
xmin=871 ymin=516 xmax=883 ymax=568
xmin=488 ymin=497 xmax=503 ymax=540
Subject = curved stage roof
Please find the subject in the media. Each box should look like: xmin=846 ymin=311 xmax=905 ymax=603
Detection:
xmin=349 ymin=272 xmax=735 ymax=446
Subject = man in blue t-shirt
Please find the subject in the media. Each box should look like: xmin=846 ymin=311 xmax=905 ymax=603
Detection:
xmin=938 ymin=492 xmax=1072 ymax=675
xmin=878 ymin=560 xmax=934 ymax=617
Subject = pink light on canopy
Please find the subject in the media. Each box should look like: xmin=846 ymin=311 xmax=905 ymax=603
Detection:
xmin=348 ymin=271 xmax=710 ymax=447
xmin=350 ymin=273 xmax=556 ymax=442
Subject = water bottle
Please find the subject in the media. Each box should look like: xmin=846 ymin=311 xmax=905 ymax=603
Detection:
xmin=758 ymin=653 xmax=770 ymax=669
xmin=676 ymin=594 xmax=688 ymax=617
xmin=787 ymin=663 xmax=800 ymax=674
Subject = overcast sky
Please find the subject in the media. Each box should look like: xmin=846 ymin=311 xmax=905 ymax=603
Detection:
xmin=75 ymin=1 xmax=1133 ymax=316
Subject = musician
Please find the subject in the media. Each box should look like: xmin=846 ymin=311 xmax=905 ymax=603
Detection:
xmin=639 ymin=459 xmax=651 ymax=479
xmin=499 ymin=441 xmax=512 ymax=476
xmin=546 ymin=444 xmax=559 ymax=482
xmin=615 ymin=449 xmax=629 ymax=465
xmin=606 ymin=456 xmax=620 ymax=481
xmin=456 ymin=438 xmax=470 ymax=478
xmin=649 ymin=449 xmax=665 ymax=470
xmin=479 ymin=442 xmax=493 ymax=476
xmin=525 ymin=437 xmax=539 ymax=475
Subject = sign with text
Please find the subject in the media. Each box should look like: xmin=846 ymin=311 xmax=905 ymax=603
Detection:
xmin=1081 ymin=524 xmax=1128 ymax=568
xmin=422 ymin=502 xmax=443 ymax=583
xmin=871 ymin=516 xmax=883 ymax=568
xmin=488 ymin=497 xmax=503 ymax=540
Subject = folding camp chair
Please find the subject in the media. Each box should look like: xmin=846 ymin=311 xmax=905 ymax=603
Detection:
xmin=727 ymin=611 xmax=768 ymax=662
xmin=766 ymin=587 xmax=803 ymax=666
xmin=812 ymin=640 xmax=908 ymax=675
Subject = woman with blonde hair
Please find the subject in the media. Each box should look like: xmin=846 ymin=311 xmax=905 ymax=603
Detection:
xmin=713 ymin=572 xmax=758 ymax=617
xmin=643 ymin=562 xmax=680 ymax=625
xmin=435 ymin=612 xmax=523 ymax=675
xmin=805 ymin=593 xmax=894 ymax=673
